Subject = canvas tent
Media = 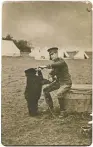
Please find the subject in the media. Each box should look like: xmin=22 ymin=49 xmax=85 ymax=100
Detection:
xmin=40 ymin=47 xmax=49 ymax=60
xmin=2 ymin=40 xmax=20 ymax=56
xmin=29 ymin=47 xmax=49 ymax=60
xmin=74 ymin=51 xmax=89 ymax=59
xmin=29 ymin=47 xmax=42 ymax=60
xmin=85 ymin=51 xmax=92 ymax=59
xmin=67 ymin=51 xmax=78 ymax=59
xmin=58 ymin=49 xmax=69 ymax=58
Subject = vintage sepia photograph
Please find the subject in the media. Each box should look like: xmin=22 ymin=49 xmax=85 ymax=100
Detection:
xmin=1 ymin=1 xmax=92 ymax=146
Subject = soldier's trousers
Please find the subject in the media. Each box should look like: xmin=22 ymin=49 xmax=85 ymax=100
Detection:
xmin=43 ymin=81 xmax=71 ymax=111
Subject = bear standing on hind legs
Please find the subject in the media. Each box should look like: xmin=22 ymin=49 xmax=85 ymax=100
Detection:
xmin=24 ymin=68 xmax=43 ymax=116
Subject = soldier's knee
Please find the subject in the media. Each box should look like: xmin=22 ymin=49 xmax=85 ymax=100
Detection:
xmin=43 ymin=87 xmax=49 ymax=93
xmin=57 ymin=91 xmax=63 ymax=98
xmin=57 ymin=94 xmax=63 ymax=100
xmin=57 ymin=91 xmax=65 ymax=100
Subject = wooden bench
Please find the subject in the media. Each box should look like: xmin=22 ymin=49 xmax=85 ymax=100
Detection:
xmin=42 ymin=84 xmax=92 ymax=113
xmin=64 ymin=84 xmax=92 ymax=113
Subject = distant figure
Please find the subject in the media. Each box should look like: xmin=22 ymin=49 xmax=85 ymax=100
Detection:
xmin=42 ymin=47 xmax=72 ymax=118
xmin=24 ymin=68 xmax=43 ymax=116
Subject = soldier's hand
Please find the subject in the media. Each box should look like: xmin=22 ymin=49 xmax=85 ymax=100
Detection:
xmin=37 ymin=67 xmax=42 ymax=71
xmin=48 ymin=74 xmax=53 ymax=82
xmin=46 ymin=64 xmax=52 ymax=69
xmin=38 ymin=65 xmax=47 ymax=69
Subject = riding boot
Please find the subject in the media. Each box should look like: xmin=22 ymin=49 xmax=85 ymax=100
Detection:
xmin=58 ymin=98 xmax=65 ymax=118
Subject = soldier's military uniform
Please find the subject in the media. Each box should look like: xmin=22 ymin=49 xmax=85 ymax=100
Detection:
xmin=43 ymin=47 xmax=72 ymax=113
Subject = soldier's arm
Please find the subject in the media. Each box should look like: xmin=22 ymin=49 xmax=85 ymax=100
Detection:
xmin=47 ymin=58 xmax=65 ymax=68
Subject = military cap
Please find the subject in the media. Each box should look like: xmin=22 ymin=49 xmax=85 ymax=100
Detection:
xmin=25 ymin=68 xmax=36 ymax=75
xmin=47 ymin=47 xmax=58 ymax=55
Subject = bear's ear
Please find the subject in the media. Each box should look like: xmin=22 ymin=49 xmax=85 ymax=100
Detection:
xmin=24 ymin=69 xmax=28 ymax=73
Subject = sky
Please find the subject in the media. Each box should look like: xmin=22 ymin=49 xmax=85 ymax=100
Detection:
xmin=2 ymin=1 xmax=92 ymax=51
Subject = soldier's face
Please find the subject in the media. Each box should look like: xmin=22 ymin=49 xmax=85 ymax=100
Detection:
xmin=50 ymin=52 xmax=58 ymax=60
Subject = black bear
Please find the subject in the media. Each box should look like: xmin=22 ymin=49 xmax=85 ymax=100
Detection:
xmin=24 ymin=68 xmax=43 ymax=116
xmin=24 ymin=68 xmax=50 ymax=116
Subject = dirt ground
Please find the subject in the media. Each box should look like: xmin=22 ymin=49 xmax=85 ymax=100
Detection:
xmin=1 ymin=57 xmax=92 ymax=146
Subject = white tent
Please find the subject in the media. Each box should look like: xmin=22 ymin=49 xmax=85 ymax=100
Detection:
xmin=74 ymin=51 xmax=89 ymax=59
xmin=2 ymin=40 xmax=20 ymax=56
xmin=29 ymin=47 xmax=41 ymax=60
xmin=58 ymin=49 xmax=69 ymax=58
xmin=67 ymin=51 xmax=78 ymax=59
xmin=29 ymin=47 xmax=49 ymax=60
xmin=40 ymin=47 xmax=49 ymax=60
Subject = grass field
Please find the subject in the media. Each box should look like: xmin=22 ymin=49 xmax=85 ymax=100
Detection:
xmin=2 ymin=57 xmax=92 ymax=146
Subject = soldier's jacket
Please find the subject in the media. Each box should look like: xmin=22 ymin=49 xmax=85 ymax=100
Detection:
xmin=49 ymin=57 xmax=72 ymax=85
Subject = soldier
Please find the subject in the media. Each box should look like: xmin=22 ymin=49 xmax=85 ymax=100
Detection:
xmin=42 ymin=47 xmax=72 ymax=118
xmin=24 ymin=68 xmax=43 ymax=116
